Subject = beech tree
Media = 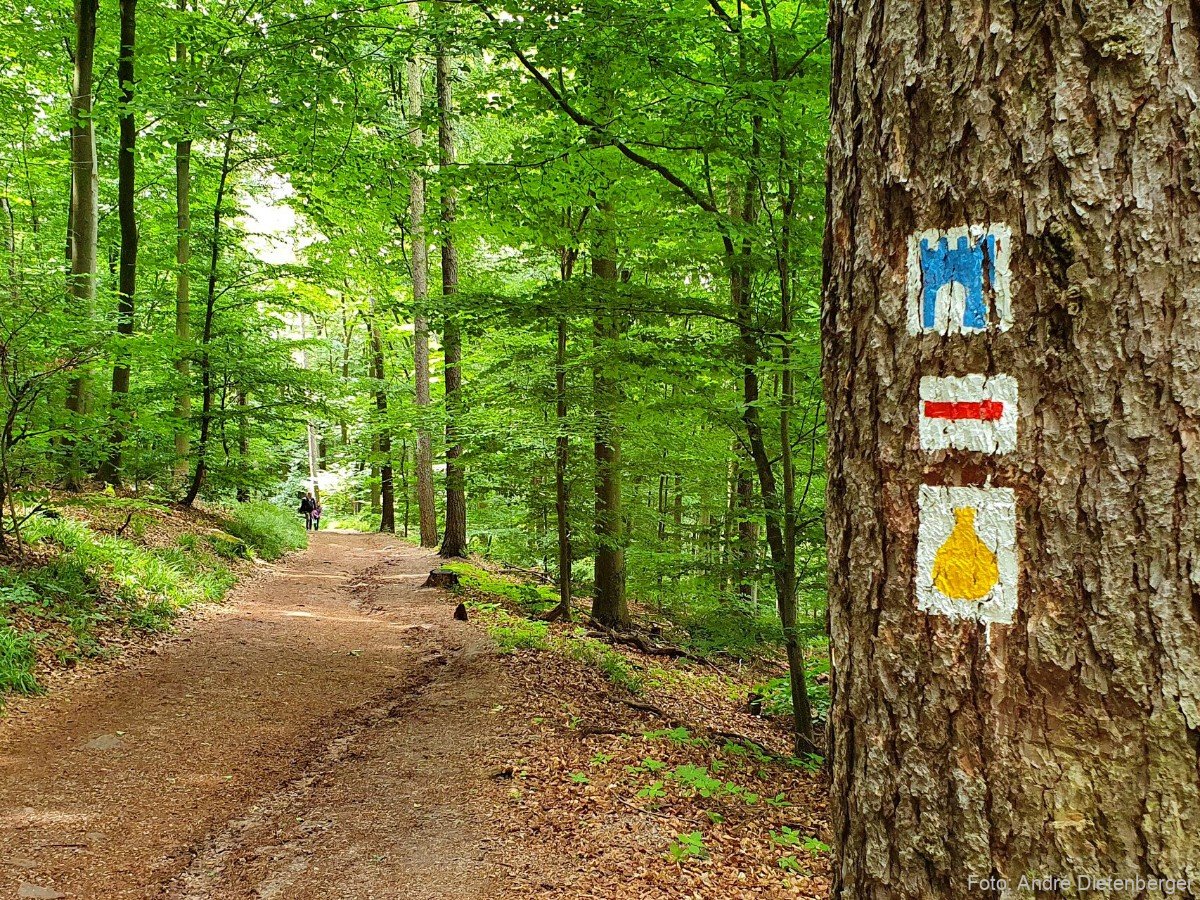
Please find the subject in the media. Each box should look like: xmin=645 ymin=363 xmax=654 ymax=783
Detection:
xmin=99 ymin=0 xmax=139 ymax=486
xmin=436 ymin=16 xmax=466 ymax=558
xmin=63 ymin=0 xmax=99 ymax=489
xmin=824 ymin=1 xmax=1200 ymax=896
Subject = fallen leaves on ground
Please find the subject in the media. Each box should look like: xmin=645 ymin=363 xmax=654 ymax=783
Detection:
xmin=476 ymin=611 xmax=831 ymax=899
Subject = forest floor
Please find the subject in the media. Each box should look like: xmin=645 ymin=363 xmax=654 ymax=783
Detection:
xmin=0 ymin=532 xmax=829 ymax=899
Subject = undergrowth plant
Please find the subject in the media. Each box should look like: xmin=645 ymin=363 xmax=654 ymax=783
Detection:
xmin=0 ymin=618 xmax=39 ymax=699
xmin=222 ymin=502 xmax=308 ymax=560
xmin=0 ymin=501 xmax=296 ymax=704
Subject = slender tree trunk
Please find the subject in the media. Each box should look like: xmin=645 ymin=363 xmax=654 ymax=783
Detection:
xmin=727 ymin=170 xmax=814 ymax=748
xmin=99 ymin=0 xmax=138 ymax=487
xmin=590 ymin=199 xmax=628 ymax=629
xmin=183 ymin=63 xmax=245 ymax=507
xmin=371 ymin=298 xmax=395 ymax=533
xmin=400 ymin=438 xmax=410 ymax=537
xmin=672 ymin=471 xmax=683 ymax=553
xmin=405 ymin=2 xmax=438 ymax=547
xmin=437 ymin=33 xmax=466 ymax=558
xmin=825 ymin=2 xmax=1200 ymax=895
xmin=235 ymin=389 xmax=249 ymax=503
xmin=173 ymin=0 xmax=192 ymax=478
xmin=734 ymin=463 xmax=756 ymax=607
xmin=339 ymin=298 xmax=352 ymax=445
xmin=63 ymin=0 xmax=99 ymax=489
xmin=370 ymin=435 xmax=381 ymax=514
xmin=549 ymin=314 xmax=572 ymax=621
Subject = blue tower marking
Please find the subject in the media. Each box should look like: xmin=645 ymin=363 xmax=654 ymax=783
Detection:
xmin=919 ymin=232 xmax=996 ymax=331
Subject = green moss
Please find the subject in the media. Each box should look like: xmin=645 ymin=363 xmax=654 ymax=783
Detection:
xmin=441 ymin=561 xmax=557 ymax=614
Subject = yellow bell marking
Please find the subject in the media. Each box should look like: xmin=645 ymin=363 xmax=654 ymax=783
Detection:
xmin=931 ymin=507 xmax=1000 ymax=601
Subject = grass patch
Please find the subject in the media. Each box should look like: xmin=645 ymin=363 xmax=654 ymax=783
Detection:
xmin=452 ymin=563 xmax=642 ymax=693
xmin=223 ymin=502 xmax=307 ymax=560
xmin=324 ymin=510 xmax=378 ymax=532
xmin=490 ymin=616 xmax=551 ymax=653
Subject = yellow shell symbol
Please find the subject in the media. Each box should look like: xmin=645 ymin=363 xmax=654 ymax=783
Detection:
xmin=932 ymin=507 xmax=999 ymax=600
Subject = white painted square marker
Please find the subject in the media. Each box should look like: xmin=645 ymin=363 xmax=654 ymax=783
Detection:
xmin=919 ymin=374 xmax=1018 ymax=455
xmin=907 ymin=224 xmax=1013 ymax=335
xmin=916 ymin=485 xmax=1018 ymax=624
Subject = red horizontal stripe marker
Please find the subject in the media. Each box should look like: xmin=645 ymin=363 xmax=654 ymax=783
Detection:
xmin=923 ymin=399 xmax=1004 ymax=421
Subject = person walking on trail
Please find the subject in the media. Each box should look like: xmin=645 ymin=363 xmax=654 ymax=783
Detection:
xmin=298 ymin=492 xmax=317 ymax=531
xmin=311 ymin=500 xmax=323 ymax=531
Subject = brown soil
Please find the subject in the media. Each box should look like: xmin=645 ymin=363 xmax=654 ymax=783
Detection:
xmin=0 ymin=533 xmax=541 ymax=899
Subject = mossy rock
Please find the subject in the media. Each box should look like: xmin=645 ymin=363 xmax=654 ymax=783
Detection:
xmin=206 ymin=532 xmax=251 ymax=561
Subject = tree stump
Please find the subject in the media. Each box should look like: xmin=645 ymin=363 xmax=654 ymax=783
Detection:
xmin=422 ymin=568 xmax=460 ymax=589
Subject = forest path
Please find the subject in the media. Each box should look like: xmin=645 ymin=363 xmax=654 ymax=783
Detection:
xmin=0 ymin=533 xmax=535 ymax=899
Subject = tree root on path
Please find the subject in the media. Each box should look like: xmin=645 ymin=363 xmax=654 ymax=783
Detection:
xmin=586 ymin=623 xmax=716 ymax=669
xmin=580 ymin=698 xmax=823 ymax=761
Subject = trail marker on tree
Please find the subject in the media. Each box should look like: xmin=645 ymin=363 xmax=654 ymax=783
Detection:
xmin=912 ymin=225 xmax=1021 ymax=625
xmin=916 ymin=485 xmax=1017 ymax=624
xmin=918 ymin=374 xmax=1017 ymax=454
xmin=907 ymin=224 xmax=1012 ymax=335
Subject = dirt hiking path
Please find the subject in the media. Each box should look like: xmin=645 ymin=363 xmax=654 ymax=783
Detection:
xmin=0 ymin=533 xmax=537 ymax=899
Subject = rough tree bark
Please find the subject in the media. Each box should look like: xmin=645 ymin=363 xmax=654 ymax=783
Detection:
xmin=824 ymin=2 xmax=1200 ymax=897
xmin=99 ymin=0 xmax=138 ymax=486
xmin=63 ymin=0 xmax=99 ymax=489
xmin=437 ymin=31 xmax=466 ymax=558
xmin=405 ymin=1 xmax=438 ymax=548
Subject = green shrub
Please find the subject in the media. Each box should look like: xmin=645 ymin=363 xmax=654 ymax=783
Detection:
xmin=223 ymin=502 xmax=307 ymax=560
xmin=667 ymin=831 xmax=707 ymax=862
xmin=751 ymin=664 xmax=831 ymax=724
xmin=0 ymin=620 xmax=39 ymax=698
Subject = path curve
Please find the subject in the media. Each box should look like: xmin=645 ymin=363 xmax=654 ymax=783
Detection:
xmin=0 ymin=533 xmax=528 ymax=899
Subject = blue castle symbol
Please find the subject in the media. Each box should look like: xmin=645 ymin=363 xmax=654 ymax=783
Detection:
xmin=919 ymin=232 xmax=998 ymax=331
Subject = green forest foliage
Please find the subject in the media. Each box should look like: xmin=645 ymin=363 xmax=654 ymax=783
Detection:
xmin=0 ymin=0 xmax=829 ymax=744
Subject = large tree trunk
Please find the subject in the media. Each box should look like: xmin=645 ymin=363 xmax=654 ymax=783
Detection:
xmin=590 ymin=200 xmax=627 ymax=629
xmin=174 ymin=1 xmax=192 ymax=479
xmin=63 ymin=0 xmax=99 ymax=489
xmin=437 ymin=33 xmax=466 ymax=558
xmin=405 ymin=2 xmax=438 ymax=548
xmin=99 ymin=0 xmax=139 ymax=487
xmin=824 ymin=2 xmax=1200 ymax=897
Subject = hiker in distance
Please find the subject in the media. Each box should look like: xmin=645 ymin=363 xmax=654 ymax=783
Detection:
xmin=298 ymin=492 xmax=317 ymax=531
